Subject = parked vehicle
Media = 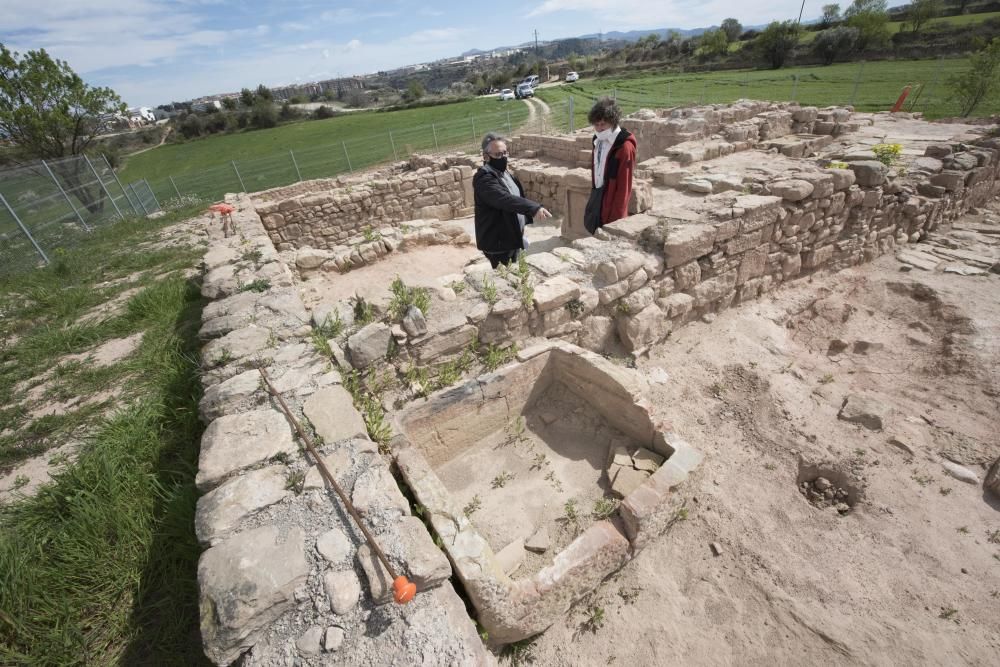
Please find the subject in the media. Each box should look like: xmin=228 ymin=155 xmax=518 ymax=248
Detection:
xmin=521 ymin=75 xmax=540 ymax=88
xmin=515 ymin=83 xmax=534 ymax=99
xmin=499 ymin=88 xmax=515 ymax=101
xmin=565 ymin=71 xmax=579 ymax=83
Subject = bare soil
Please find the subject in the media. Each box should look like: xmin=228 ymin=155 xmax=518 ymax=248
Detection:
xmin=523 ymin=207 xmax=1000 ymax=666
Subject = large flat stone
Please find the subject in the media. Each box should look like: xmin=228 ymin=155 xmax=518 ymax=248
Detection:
xmin=195 ymin=466 xmax=290 ymax=546
xmin=198 ymin=525 xmax=309 ymax=665
xmin=346 ymin=322 xmax=392 ymax=369
xmin=533 ymin=275 xmax=580 ymax=312
xmin=196 ymin=409 xmax=297 ymax=492
xmin=303 ymin=385 xmax=367 ymax=445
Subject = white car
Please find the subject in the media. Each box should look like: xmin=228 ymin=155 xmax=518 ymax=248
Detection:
xmin=499 ymin=88 xmax=514 ymax=101
xmin=565 ymin=71 xmax=579 ymax=83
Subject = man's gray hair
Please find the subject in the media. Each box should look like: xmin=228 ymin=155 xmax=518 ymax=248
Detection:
xmin=481 ymin=132 xmax=505 ymax=154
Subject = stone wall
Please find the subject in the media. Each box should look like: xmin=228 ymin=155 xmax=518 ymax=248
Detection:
xmin=254 ymin=163 xmax=476 ymax=252
xmin=194 ymin=199 xmax=491 ymax=666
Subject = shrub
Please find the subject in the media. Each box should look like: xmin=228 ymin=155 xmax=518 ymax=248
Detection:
xmin=948 ymin=37 xmax=1000 ymax=117
xmin=812 ymin=27 xmax=859 ymax=65
xmin=754 ymin=21 xmax=802 ymax=69
xmin=313 ymin=105 xmax=337 ymax=119
xmin=250 ymin=100 xmax=277 ymax=129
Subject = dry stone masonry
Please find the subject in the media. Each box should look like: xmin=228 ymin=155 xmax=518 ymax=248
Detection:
xmin=192 ymin=99 xmax=1000 ymax=663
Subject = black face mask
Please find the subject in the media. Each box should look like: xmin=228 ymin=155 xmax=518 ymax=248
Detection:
xmin=488 ymin=156 xmax=508 ymax=172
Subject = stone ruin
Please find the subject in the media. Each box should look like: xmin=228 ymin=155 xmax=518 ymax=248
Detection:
xmin=191 ymin=99 xmax=1000 ymax=664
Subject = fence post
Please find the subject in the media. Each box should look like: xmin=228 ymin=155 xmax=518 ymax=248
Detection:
xmin=290 ymin=150 xmax=303 ymax=181
xmin=431 ymin=123 xmax=439 ymax=150
xmin=917 ymin=56 xmax=945 ymax=113
xmin=613 ymin=87 xmax=617 ymax=101
xmin=84 ymin=155 xmax=123 ymax=220
xmin=744 ymin=72 xmax=749 ymax=98
xmin=169 ymin=176 xmax=182 ymax=199
xmin=102 ymin=156 xmax=141 ymax=215
xmin=0 ymin=192 xmax=49 ymax=265
xmin=42 ymin=159 xmax=90 ymax=231
xmin=144 ymin=180 xmax=161 ymax=211
xmin=471 ymin=117 xmax=477 ymax=145
xmin=342 ymin=141 xmax=353 ymax=172
xmin=507 ymin=110 xmax=512 ymax=136
xmin=849 ymin=61 xmax=865 ymax=107
xmin=129 ymin=183 xmax=150 ymax=215
xmin=791 ymin=74 xmax=799 ymax=102
xmin=231 ymin=160 xmax=247 ymax=192
xmin=569 ymin=96 xmax=575 ymax=133
xmin=700 ymin=79 xmax=707 ymax=104
xmin=389 ymin=131 xmax=398 ymax=161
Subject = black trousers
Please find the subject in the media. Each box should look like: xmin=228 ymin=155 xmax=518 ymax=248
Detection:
xmin=483 ymin=249 xmax=520 ymax=269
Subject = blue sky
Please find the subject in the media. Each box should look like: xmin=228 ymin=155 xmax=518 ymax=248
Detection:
xmin=3 ymin=1 xmax=907 ymax=107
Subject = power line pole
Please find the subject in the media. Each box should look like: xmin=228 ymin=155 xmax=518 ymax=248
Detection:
xmin=797 ymin=0 xmax=806 ymax=24
xmin=534 ymin=29 xmax=539 ymax=54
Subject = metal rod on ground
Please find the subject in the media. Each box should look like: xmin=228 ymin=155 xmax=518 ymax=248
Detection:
xmin=144 ymin=180 xmax=161 ymax=211
xmin=257 ymin=367 xmax=416 ymax=604
xmin=130 ymin=183 xmax=150 ymax=215
xmin=103 ymin=155 xmax=141 ymax=217
xmin=231 ymin=160 xmax=247 ymax=193
xmin=169 ymin=176 xmax=182 ymax=199
xmin=389 ymin=131 xmax=398 ymax=161
xmin=431 ymin=123 xmax=439 ymax=150
xmin=290 ymin=150 xmax=303 ymax=182
xmin=84 ymin=155 xmax=123 ymax=220
xmin=343 ymin=141 xmax=353 ymax=172
xmin=42 ymin=159 xmax=90 ymax=231
xmin=850 ymin=61 xmax=865 ymax=107
xmin=0 ymin=193 xmax=49 ymax=265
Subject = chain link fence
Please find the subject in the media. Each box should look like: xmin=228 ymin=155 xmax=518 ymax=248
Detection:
xmin=0 ymin=155 xmax=160 ymax=277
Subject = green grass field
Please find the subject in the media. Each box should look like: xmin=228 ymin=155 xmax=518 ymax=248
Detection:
xmin=799 ymin=11 xmax=1000 ymax=43
xmin=536 ymin=58 xmax=972 ymax=131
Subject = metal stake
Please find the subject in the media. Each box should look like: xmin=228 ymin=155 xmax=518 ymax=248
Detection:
xmin=102 ymin=155 xmax=140 ymax=216
xmin=507 ymin=110 xmax=512 ymax=136
xmin=431 ymin=123 xmax=439 ymax=150
xmin=290 ymin=150 xmax=303 ymax=181
xmin=343 ymin=141 xmax=353 ymax=172
xmin=918 ymin=56 xmax=945 ymax=113
xmin=569 ymin=95 xmax=575 ymax=133
xmin=791 ymin=75 xmax=799 ymax=102
xmin=849 ymin=61 xmax=866 ymax=107
xmin=389 ymin=131 xmax=398 ymax=161
xmin=700 ymin=80 xmax=707 ymax=104
xmin=42 ymin=159 xmax=90 ymax=231
xmin=84 ymin=155 xmax=123 ymax=220
xmin=471 ymin=117 xmax=477 ymax=145
xmin=0 ymin=192 xmax=49 ymax=265
xmin=232 ymin=160 xmax=247 ymax=192
xmin=130 ymin=184 xmax=150 ymax=215
xmin=169 ymin=176 xmax=182 ymax=199
xmin=144 ymin=180 xmax=161 ymax=211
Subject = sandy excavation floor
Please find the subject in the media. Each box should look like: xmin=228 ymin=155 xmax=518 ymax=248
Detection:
xmin=523 ymin=213 xmax=1000 ymax=665
xmin=435 ymin=382 xmax=637 ymax=579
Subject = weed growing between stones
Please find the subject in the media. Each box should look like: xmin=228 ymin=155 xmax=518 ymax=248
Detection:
xmin=482 ymin=343 xmax=518 ymax=372
xmin=449 ymin=280 xmax=467 ymax=295
xmin=591 ymin=498 xmax=619 ymax=520
xmin=872 ymin=142 xmax=903 ymax=168
xmin=362 ymin=225 xmax=382 ymax=243
xmin=343 ymin=369 xmax=393 ymax=452
xmin=316 ymin=311 xmax=344 ymax=339
xmin=350 ymin=294 xmax=375 ymax=326
xmin=499 ymin=636 xmax=538 ymax=665
xmin=564 ymin=298 xmax=584 ymax=318
xmin=481 ymin=276 xmax=499 ymax=306
xmin=463 ymin=494 xmax=482 ymax=517
xmin=238 ymin=278 xmax=271 ymax=293
xmin=491 ymin=471 xmax=515 ymax=489
xmin=515 ymin=254 xmax=533 ymax=308
xmin=388 ymin=276 xmax=431 ymax=321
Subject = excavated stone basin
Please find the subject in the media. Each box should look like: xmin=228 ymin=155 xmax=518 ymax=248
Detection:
xmin=393 ymin=341 xmax=702 ymax=643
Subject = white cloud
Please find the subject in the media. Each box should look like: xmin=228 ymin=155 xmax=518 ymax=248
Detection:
xmin=406 ymin=28 xmax=469 ymax=43
xmin=526 ymin=0 xmax=810 ymax=29
xmin=319 ymin=8 xmax=398 ymax=23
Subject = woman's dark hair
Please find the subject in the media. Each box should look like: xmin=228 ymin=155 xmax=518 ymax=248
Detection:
xmin=587 ymin=97 xmax=621 ymax=126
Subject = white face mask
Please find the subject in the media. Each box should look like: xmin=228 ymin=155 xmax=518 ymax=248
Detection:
xmin=596 ymin=127 xmax=614 ymax=141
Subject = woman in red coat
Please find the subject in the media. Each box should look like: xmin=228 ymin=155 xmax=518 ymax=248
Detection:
xmin=584 ymin=97 xmax=637 ymax=235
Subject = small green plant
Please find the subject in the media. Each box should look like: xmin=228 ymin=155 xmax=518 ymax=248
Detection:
xmin=449 ymin=280 xmax=467 ymax=295
xmin=939 ymin=487 xmax=953 ymax=496
xmin=285 ymin=470 xmax=306 ymax=495
xmin=582 ymin=605 xmax=605 ymax=633
xmin=482 ymin=343 xmax=517 ymax=372
xmin=388 ymin=276 xmax=431 ymax=321
xmin=912 ymin=472 xmax=933 ymax=487
xmin=988 ymin=529 xmax=1000 ymax=544
xmin=957 ymin=526 xmax=970 ymax=534
xmin=565 ymin=298 xmax=584 ymax=318
xmin=938 ymin=607 xmax=959 ymax=623
xmin=435 ymin=360 xmax=462 ymax=389
xmin=763 ymin=462 xmax=777 ymax=471
xmin=515 ymin=254 xmax=533 ymax=308
xmin=872 ymin=142 xmax=903 ymax=167
xmin=310 ymin=329 xmax=333 ymax=358
xmin=316 ymin=311 xmax=344 ymax=339
xmin=674 ymin=506 xmax=689 ymax=521
xmin=239 ymin=278 xmax=271 ymax=293
xmin=351 ymin=294 xmax=375 ymax=325
xmin=491 ymin=471 xmax=515 ymax=489
xmin=545 ymin=470 xmax=563 ymax=492
xmin=464 ymin=494 xmax=482 ymax=517
xmin=709 ymin=381 xmax=724 ymax=398
xmin=500 ymin=637 xmax=537 ymax=665
xmin=530 ymin=453 xmax=549 ymax=471
xmin=618 ymin=587 xmax=641 ymax=605
xmin=559 ymin=498 xmax=580 ymax=531
xmin=212 ymin=347 xmax=234 ymax=367
xmin=12 ymin=474 xmax=29 ymax=490
xmin=240 ymin=248 xmax=263 ymax=265
xmin=614 ymin=301 xmax=631 ymax=315
xmin=481 ymin=276 xmax=499 ymax=306
xmin=48 ymin=452 xmax=69 ymax=466
xmin=592 ymin=498 xmax=619 ymax=520
xmin=270 ymin=451 xmax=292 ymax=465
xmin=362 ymin=225 xmax=382 ymax=243
xmin=405 ymin=364 xmax=431 ymax=396
xmin=826 ymin=160 xmax=850 ymax=169
xmin=818 ymin=373 xmax=834 ymax=385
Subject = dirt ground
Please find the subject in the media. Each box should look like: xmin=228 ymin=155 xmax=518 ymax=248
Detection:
xmin=521 ymin=208 xmax=1000 ymax=666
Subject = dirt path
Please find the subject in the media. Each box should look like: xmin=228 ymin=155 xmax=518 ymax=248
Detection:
xmin=521 ymin=97 xmax=553 ymax=135
xmin=524 ymin=203 xmax=1000 ymax=665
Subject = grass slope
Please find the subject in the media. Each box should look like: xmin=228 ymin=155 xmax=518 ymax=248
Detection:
xmin=0 ymin=206 xmax=210 ymax=665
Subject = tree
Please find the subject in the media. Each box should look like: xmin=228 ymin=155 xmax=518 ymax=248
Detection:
xmin=845 ymin=0 xmax=890 ymax=51
xmin=250 ymin=99 xmax=277 ymax=129
xmin=0 ymin=44 xmax=126 ymax=213
xmin=948 ymin=37 xmax=1000 ymax=116
xmin=177 ymin=113 xmax=203 ymax=139
xmin=221 ymin=97 xmax=238 ymax=110
xmin=255 ymin=84 xmax=273 ymax=102
xmin=721 ymin=18 xmax=743 ymax=43
xmin=700 ymin=29 xmax=731 ymax=58
xmin=821 ymin=4 xmax=842 ymax=28
xmin=405 ymin=80 xmax=425 ymax=102
xmin=313 ymin=105 xmax=336 ymax=119
xmin=754 ymin=21 xmax=802 ymax=69
xmin=812 ymin=26 xmax=860 ymax=64
xmin=903 ymin=0 xmax=941 ymax=34
xmin=239 ymin=88 xmax=254 ymax=107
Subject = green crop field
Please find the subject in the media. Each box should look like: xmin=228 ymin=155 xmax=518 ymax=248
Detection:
xmin=536 ymin=58 xmax=971 ymax=131
xmin=118 ymin=97 xmax=531 ymax=204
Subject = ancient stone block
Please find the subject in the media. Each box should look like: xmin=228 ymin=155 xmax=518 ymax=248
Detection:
xmin=194 ymin=466 xmax=290 ymax=546
xmin=303 ymin=385 xmax=368 ymax=444
xmin=196 ymin=409 xmax=296 ymax=492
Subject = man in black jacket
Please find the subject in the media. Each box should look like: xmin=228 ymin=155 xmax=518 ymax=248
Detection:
xmin=473 ymin=133 xmax=552 ymax=268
